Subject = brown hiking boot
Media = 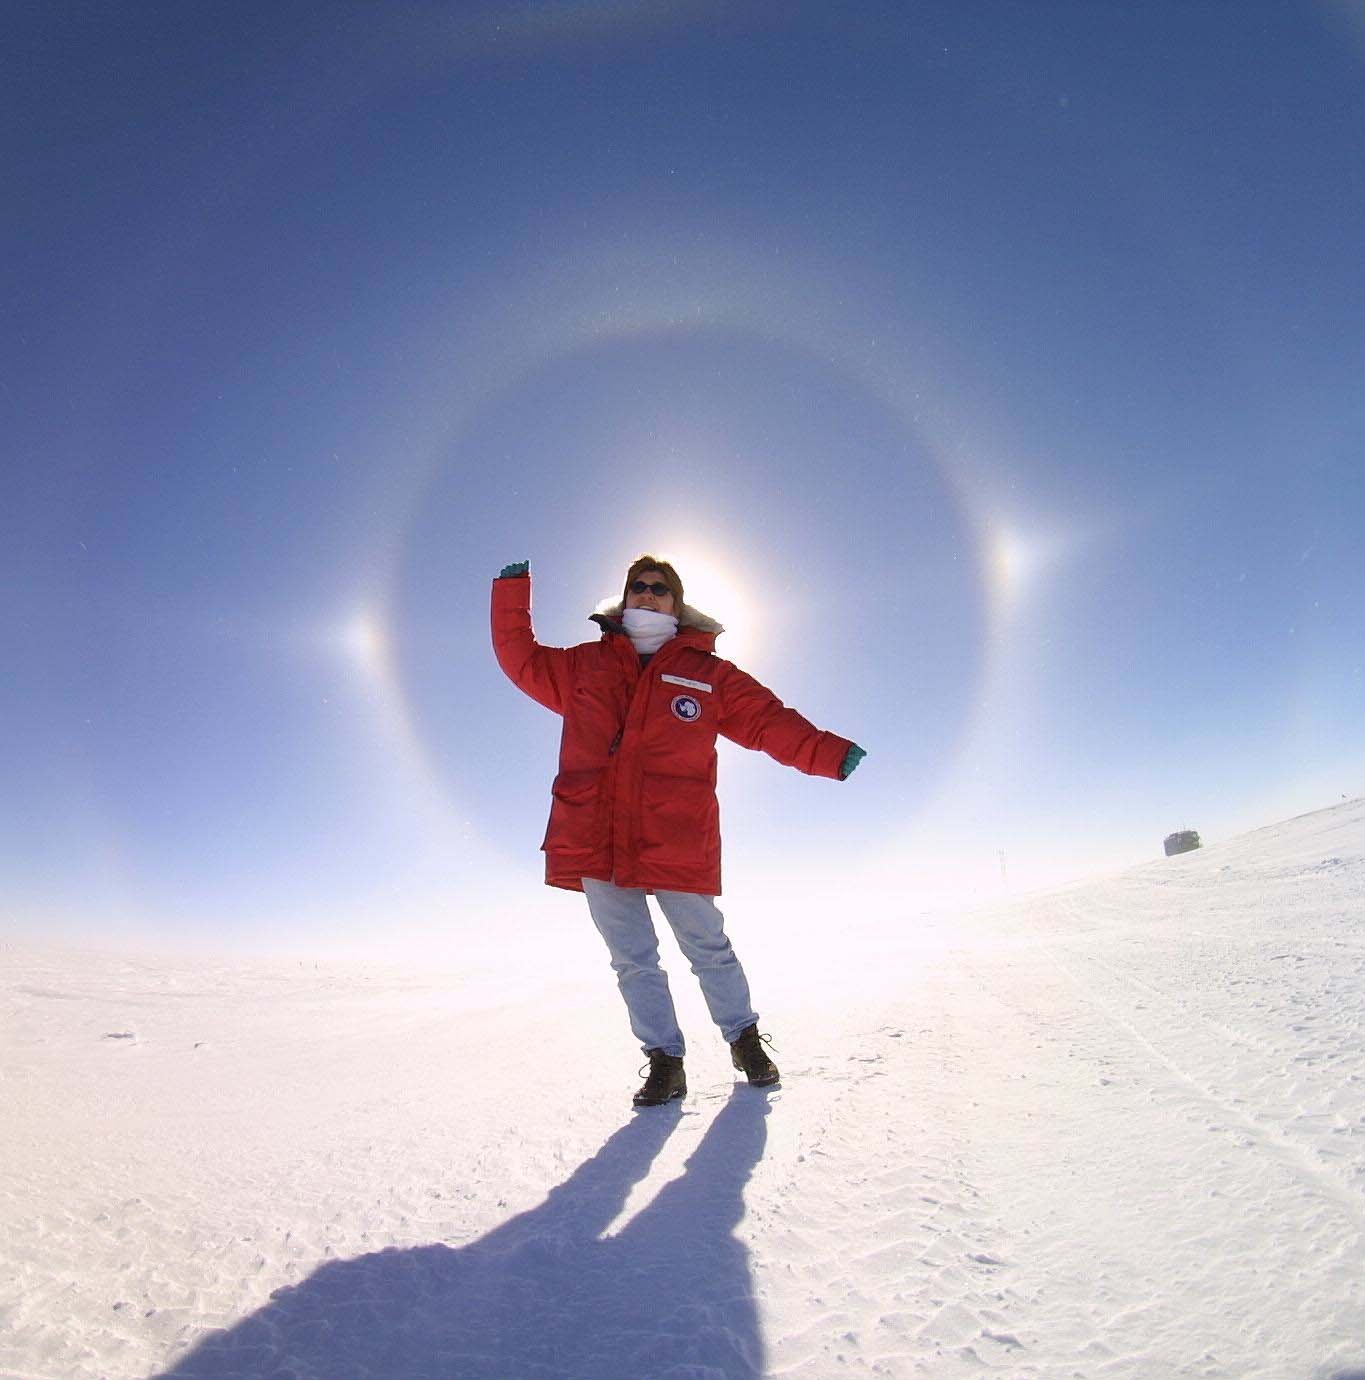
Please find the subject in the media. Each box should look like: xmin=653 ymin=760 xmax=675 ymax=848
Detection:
xmin=633 ymin=1049 xmax=686 ymax=1106
xmin=729 ymin=1024 xmax=780 ymax=1087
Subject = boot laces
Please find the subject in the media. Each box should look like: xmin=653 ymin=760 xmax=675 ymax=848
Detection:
xmin=733 ymin=1028 xmax=777 ymax=1074
xmin=638 ymin=1050 xmax=678 ymax=1082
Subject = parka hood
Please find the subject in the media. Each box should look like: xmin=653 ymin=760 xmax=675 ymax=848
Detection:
xmin=589 ymin=598 xmax=726 ymax=639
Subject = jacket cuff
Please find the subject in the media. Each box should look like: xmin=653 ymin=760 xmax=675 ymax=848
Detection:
xmin=839 ymin=744 xmax=866 ymax=779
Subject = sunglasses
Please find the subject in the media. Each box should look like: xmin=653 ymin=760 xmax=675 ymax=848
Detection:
xmin=629 ymin=581 xmax=672 ymax=597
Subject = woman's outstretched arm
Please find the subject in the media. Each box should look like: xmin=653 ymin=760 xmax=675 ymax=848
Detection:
xmin=715 ymin=664 xmax=863 ymax=780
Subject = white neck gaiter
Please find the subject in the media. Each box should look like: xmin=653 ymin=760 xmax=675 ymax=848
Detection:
xmin=622 ymin=607 xmax=678 ymax=655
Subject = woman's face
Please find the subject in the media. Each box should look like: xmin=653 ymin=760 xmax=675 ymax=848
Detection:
xmin=625 ymin=570 xmax=677 ymax=617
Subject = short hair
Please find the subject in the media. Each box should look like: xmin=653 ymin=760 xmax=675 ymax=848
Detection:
xmin=622 ymin=554 xmax=685 ymax=611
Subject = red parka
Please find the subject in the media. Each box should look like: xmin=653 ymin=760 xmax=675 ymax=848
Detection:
xmin=492 ymin=572 xmax=854 ymax=896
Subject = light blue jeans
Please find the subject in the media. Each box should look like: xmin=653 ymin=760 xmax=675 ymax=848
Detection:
xmin=582 ymin=878 xmax=760 ymax=1057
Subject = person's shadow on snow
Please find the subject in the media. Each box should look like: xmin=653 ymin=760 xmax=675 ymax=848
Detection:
xmin=151 ymin=1086 xmax=769 ymax=1380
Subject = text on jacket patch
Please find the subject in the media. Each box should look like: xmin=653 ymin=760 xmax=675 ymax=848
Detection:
xmin=661 ymin=674 xmax=712 ymax=693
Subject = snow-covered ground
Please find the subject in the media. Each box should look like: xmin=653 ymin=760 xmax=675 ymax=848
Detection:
xmin=4 ymin=799 xmax=1365 ymax=1379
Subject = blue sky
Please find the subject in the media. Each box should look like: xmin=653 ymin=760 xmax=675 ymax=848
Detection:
xmin=6 ymin=2 xmax=1363 ymax=952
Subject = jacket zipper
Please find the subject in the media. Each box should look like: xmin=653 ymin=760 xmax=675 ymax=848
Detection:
xmin=609 ymin=632 xmax=667 ymax=758
xmin=609 ymin=639 xmax=640 ymax=758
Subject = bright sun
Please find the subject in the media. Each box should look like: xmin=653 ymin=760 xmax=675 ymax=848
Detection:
xmin=654 ymin=546 xmax=755 ymax=661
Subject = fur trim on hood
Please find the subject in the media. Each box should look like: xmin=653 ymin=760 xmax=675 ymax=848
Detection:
xmin=590 ymin=598 xmax=726 ymax=637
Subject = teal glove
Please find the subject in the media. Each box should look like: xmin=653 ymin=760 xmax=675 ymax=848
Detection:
xmin=497 ymin=561 xmax=529 ymax=579
xmin=839 ymin=744 xmax=866 ymax=779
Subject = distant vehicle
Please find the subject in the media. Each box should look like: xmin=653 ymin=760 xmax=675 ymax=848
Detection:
xmin=1164 ymin=830 xmax=1201 ymax=857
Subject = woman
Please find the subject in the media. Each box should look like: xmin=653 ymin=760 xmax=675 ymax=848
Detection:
xmin=491 ymin=554 xmax=865 ymax=1106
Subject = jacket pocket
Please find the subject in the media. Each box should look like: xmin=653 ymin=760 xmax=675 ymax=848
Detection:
xmin=635 ymin=773 xmax=718 ymax=866
xmin=542 ymin=768 xmax=606 ymax=855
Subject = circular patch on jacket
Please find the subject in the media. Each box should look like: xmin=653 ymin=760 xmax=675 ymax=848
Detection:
xmin=670 ymin=694 xmax=703 ymax=722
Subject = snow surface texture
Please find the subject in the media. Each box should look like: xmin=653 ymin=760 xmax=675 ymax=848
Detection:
xmin=4 ymin=800 xmax=1365 ymax=1379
